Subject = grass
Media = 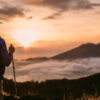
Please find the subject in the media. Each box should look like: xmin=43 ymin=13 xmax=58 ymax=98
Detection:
xmin=77 ymin=93 xmax=100 ymax=100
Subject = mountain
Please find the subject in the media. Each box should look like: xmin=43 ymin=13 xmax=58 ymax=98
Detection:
xmin=26 ymin=57 xmax=48 ymax=62
xmin=52 ymin=43 xmax=100 ymax=60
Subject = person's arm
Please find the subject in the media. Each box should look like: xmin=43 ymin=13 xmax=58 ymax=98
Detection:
xmin=1 ymin=39 xmax=15 ymax=66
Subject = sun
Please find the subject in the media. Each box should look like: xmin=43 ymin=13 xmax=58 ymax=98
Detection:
xmin=13 ymin=29 xmax=39 ymax=47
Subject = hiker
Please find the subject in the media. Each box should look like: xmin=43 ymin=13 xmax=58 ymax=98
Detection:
xmin=0 ymin=37 xmax=15 ymax=100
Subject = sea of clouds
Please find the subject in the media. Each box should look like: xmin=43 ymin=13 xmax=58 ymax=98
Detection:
xmin=4 ymin=58 xmax=100 ymax=82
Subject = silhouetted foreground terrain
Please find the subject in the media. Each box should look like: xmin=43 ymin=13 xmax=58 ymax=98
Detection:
xmin=3 ymin=95 xmax=45 ymax=100
xmin=3 ymin=73 xmax=100 ymax=100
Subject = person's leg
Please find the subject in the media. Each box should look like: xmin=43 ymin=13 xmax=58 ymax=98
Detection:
xmin=0 ymin=79 xmax=3 ymax=100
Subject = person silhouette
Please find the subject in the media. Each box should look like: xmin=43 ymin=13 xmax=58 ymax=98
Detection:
xmin=0 ymin=37 xmax=15 ymax=100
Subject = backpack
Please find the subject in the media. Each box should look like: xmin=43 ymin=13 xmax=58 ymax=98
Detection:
xmin=0 ymin=38 xmax=5 ymax=77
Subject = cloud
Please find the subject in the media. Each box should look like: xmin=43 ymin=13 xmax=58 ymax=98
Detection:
xmin=26 ymin=0 xmax=93 ymax=20
xmin=0 ymin=22 xmax=3 ymax=24
xmin=0 ymin=6 xmax=25 ymax=21
xmin=42 ymin=11 xmax=62 ymax=20
xmin=91 ymin=3 xmax=100 ymax=7
xmin=27 ymin=0 xmax=92 ymax=10
xmin=4 ymin=58 xmax=100 ymax=82
xmin=27 ymin=16 xmax=33 ymax=20
xmin=0 ymin=17 xmax=8 ymax=20
xmin=26 ymin=0 xmax=100 ymax=20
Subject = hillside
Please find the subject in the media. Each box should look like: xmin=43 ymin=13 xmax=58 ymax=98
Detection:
xmin=52 ymin=43 xmax=100 ymax=60
xmin=3 ymin=73 xmax=100 ymax=100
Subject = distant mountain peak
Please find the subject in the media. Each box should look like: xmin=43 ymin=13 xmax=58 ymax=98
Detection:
xmin=79 ymin=43 xmax=99 ymax=48
xmin=52 ymin=42 xmax=100 ymax=60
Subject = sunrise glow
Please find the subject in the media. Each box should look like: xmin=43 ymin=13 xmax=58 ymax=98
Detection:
xmin=0 ymin=0 xmax=100 ymax=57
xmin=13 ymin=29 xmax=39 ymax=47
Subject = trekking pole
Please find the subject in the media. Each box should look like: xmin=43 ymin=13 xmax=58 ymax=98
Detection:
xmin=12 ymin=55 xmax=18 ymax=97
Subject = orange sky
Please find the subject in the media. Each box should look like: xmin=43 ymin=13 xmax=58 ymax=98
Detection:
xmin=0 ymin=0 xmax=100 ymax=58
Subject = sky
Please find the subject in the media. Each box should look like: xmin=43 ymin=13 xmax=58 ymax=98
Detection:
xmin=0 ymin=0 xmax=100 ymax=58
